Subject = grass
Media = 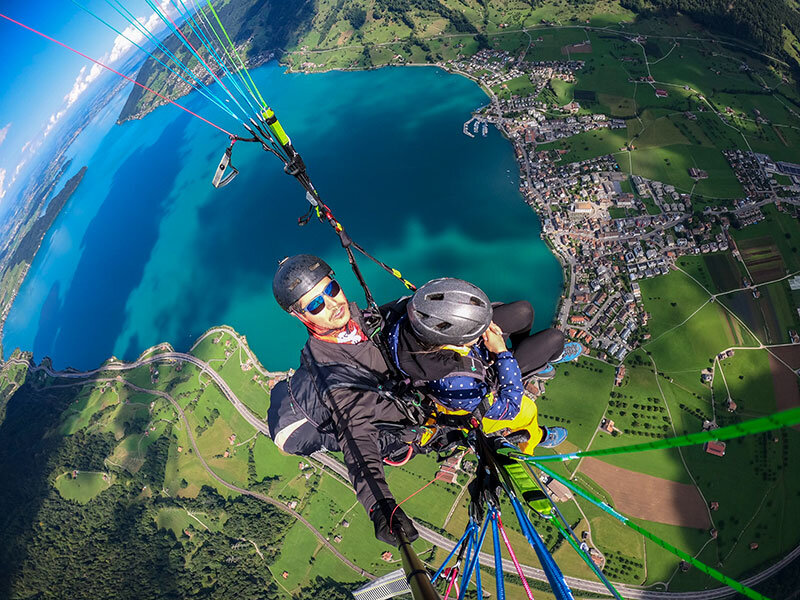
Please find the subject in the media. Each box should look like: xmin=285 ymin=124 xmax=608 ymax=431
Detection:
xmin=645 ymin=303 xmax=758 ymax=372
xmin=385 ymin=454 xmax=456 ymax=528
xmin=155 ymin=507 xmax=203 ymax=538
xmin=716 ymin=350 xmax=775 ymax=416
xmin=639 ymin=269 xmax=713 ymax=339
xmin=676 ymin=256 xmax=717 ymax=292
xmin=539 ymin=128 xmax=629 ymax=163
xmin=537 ymin=357 xmax=615 ymax=452
xmin=596 ymin=361 xmax=694 ymax=483
xmin=54 ymin=471 xmax=113 ymax=503
xmin=624 ymin=144 xmax=744 ymax=199
xmin=578 ymin=500 xmax=647 ymax=584
xmin=633 ymin=518 xmax=710 ymax=587
xmin=524 ymin=29 xmax=588 ymax=61
xmin=763 ymin=281 xmax=800 ymax=341
xmin=550 ymin=77 xmax=575 ymax=105
xmin=270 ymin=520 xmax=323 ymax=591
xmin=59 ymin=384 xmax=120 ymax=435
xmin=253 ymin=434 xmax=300 ymax=485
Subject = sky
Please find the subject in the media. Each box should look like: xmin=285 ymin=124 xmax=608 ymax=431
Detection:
xmin=0 ymin=1 xmax=179 ymax=208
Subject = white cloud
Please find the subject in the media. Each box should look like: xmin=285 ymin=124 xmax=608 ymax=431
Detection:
xmin=42 ymin=1 xmax=181 ymax=142
xmin=0 ymin=169 xmax=7 ymax=200
xmin=15 ymin=160 xmax=27 ymax=177
xmin=43 ymin=109 xmax=66 ymax=137
xmin=0 ymin=123 xmax=10 ymax=147
xmin=60 ymin=2 xmax=178 ymax=112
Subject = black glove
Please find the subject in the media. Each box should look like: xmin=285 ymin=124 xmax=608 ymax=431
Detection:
xmin=369 ymin=498 xmax=419 ymax=546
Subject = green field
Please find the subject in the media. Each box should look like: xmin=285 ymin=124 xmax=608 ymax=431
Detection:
xmin=539 ymin=128 xmax=629 ymax=163
xmin=54 ymin=471 xmax=113 ymax=503
xmin=538 ymin=357 xmax=615 ymax=453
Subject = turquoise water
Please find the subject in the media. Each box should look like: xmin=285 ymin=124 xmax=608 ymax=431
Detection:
xmin=3 ymin=63 xmax=562 ymax=371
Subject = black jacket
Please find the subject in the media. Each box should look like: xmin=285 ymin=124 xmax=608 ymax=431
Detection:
xmin=306 ymin=303 xmax=410 ymax=514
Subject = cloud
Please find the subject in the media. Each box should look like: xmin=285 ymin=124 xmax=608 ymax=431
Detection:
xmin=43 ymin=109 xmax=66 ymax=137
xmin=59 ymin=1 xmax=178 ymax=112
xmin=15 ymin=160 xmax=27 ymax=177
xmin=0 ymin=169 xmax=6 ymax=200
xmin=0 ymin=123 xmax=10 ymax=147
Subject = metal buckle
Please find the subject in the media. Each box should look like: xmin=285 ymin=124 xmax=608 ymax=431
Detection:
xmin=211 ymin=144 xmax=239 ymax=188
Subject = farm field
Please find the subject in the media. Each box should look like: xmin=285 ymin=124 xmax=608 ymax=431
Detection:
xmin=731 ymin=204 xmax=800 ymax=272
xmin=737 ymin=237 xmax=786 ymax=284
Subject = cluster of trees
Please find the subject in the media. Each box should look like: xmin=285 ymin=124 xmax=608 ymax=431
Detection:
xmin=621 ymin=0 xmax=800 ymax=64
xmin=344 ymin=6 xmax=367 ymax=29
xmin=376 ymin=0 xmax=477 ymax=33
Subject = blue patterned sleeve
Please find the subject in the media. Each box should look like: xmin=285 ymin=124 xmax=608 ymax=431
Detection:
xmin=484 ymin=351 xmax=524 ymax=420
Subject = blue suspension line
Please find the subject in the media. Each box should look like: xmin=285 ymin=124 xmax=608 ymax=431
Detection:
xmin=526 ymin=460 xmax=625 ymax=600
xmin=143 ymin=0 xmax=250 ymax=118
xmin=490 ymin=510 xmax=506 ymax=600
xmin=103 ymin=0 xmax=239 ymax=121
xmin=171 ymin=0 xmax=262 ymax=116
xmin=458 ymin=514 xmax=490 ymax=599
xmin=509 ymin=495 xmax=575 ymax=600
xmin=431 ymin=527 xmax=472 ymax=583
xmin=72 ymin=0 xmax=239 ymax=123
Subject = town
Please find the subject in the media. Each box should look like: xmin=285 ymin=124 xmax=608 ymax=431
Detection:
xmin=447 ymin=46 xmax=800 ymax=370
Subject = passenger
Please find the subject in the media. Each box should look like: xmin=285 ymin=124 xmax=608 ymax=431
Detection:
xmin=271 ymin=254 xmax=419 ymax=546
xmin=387 ymin=278 xmax=582 ymax=453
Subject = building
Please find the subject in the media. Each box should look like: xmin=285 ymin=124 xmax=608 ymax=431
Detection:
xmin=545 ymin=478 xmax=573 ymax=502
xmin=614 ymin=365 xmax=626 ymax=386
xmin=437 ymin=452 xmax=464 ymax=484
xmin=381 ymin=551 xmax=393 ymax=561
xmin=655 ymin=89 xmax=668 ymax=97
xmin=704 ymin=441 xmax=727 ymax=457
xmin=600 ymin=418 xmax=617 ymax=435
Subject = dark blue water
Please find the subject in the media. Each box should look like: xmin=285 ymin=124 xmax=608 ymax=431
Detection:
xmin=4 ymin=63 xmax=562 ymax=371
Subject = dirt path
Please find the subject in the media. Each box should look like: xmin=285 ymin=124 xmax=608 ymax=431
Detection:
xmin=579 ymin=459 xmax=711 ymax=530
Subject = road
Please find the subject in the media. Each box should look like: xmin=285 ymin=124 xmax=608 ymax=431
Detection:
xmin=26 ymin=367 xmax=373 ymax=581
xmin=11 ymin=339 xmax=800 ymax=598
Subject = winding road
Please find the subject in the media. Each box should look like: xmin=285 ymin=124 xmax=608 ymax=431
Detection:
xmin=9 ymin=330 xmax=799 ymax=598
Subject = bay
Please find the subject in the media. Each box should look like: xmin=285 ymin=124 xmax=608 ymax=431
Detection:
xmin=3 ymin=62 xmax=563 ymax=371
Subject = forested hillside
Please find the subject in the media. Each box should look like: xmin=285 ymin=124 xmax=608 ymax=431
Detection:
xmin=621 ymin=0 xmax=800 ymax=64
xmin=0 ymin=378 xmax=295 ymax=599
xmin=118 ymin=0 xmax=314 ymax=121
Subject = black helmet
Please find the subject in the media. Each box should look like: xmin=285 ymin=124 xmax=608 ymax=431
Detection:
xmin=273 ymin=254 xmax=333 ymax=311
xmin=407 ymin=278 xmax=492 ymax=346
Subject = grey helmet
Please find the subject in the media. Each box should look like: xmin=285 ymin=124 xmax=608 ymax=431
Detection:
xmin=273 ymin=254 xmax=333 ymax=311
xmin=407 ymin=278 xmax=493 ymax=346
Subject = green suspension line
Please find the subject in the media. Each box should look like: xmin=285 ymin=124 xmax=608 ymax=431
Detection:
xmin=205 ymin=0 xmax=268 ymax=110
xmin=533 ymin=462 xmax=770 ymax=600
xmin=511 ymin=406 xmax=800 ymax=463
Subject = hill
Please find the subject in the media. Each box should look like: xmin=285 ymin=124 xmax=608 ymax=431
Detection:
xmin=119 ymin=0 xmax=800 ymax=124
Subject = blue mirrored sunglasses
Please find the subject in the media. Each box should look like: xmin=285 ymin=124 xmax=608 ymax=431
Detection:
xmin=301 ymin=280 xmax=341 ymax=315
